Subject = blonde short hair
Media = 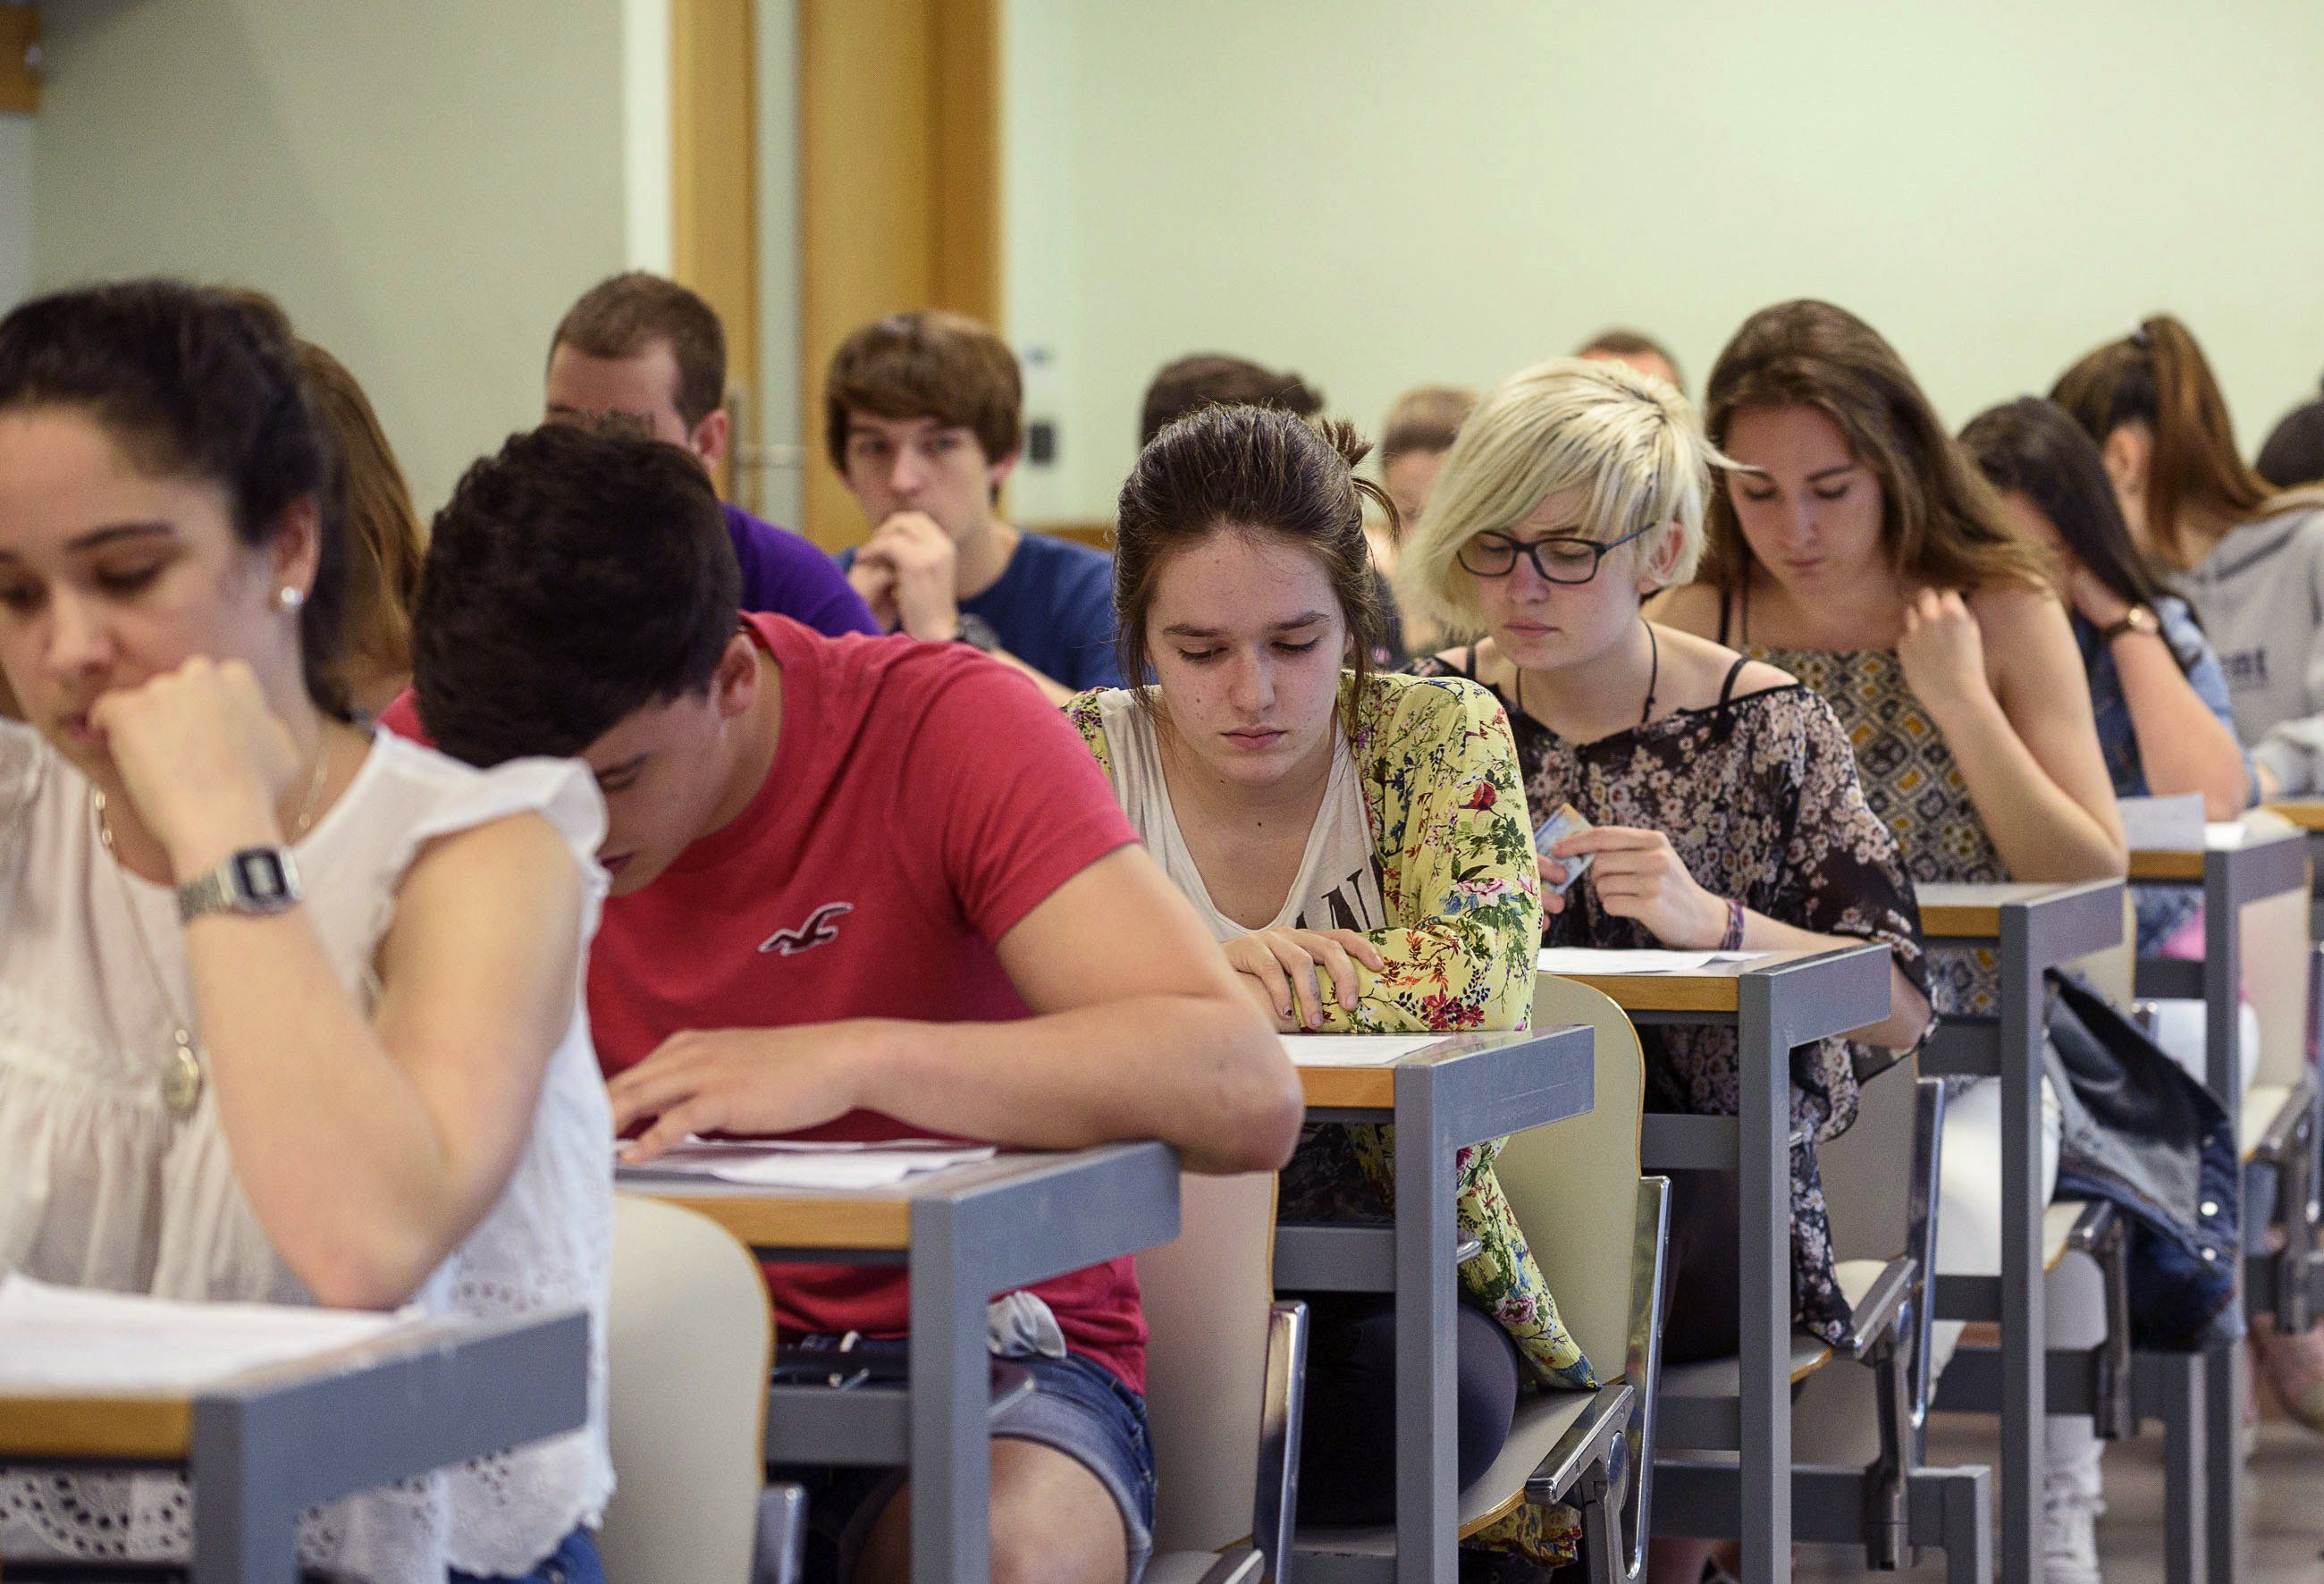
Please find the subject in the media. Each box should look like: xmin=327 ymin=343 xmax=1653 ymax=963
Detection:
xmin=1397 ymin=357 xmax=1725 ymax=636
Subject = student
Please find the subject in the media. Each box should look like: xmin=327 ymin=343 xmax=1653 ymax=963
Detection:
xmin=2054 ymin=317 xmax=2324 ymax=796
xmin=297 ymin=339 xmax=427 ymax=717
xmin=1960 ymin=396 xmax=2253 ymax=950
xmin=1402 ymin=358 xmax=1928 ymax=1584
xmin=1065 ymin=406 xmax=1578 ymax=1571
xmin=1660 ymin=299 xmax=2126 ymax=1584
xmin=1370 ymin=384 xmax=1476 ymax=666
xmin=546 ymin=271 xmax=879 ymax=639
xmin=2256 ymin=376 xmax=2324 ymax=491
xmin=0 ymin=282 xmax=613 ymax=1584
xmin=1575 ymin=327 xmax=1684 ymax=394
xmin=2053 ymin=320 xmax=2324 ymax=1433
xmin=831 ymin=309 xmax=1117 ymax=701
xmin=408 ymin=420 xmax=1299 ymax=1584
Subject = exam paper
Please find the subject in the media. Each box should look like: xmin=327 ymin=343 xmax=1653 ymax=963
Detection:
xmin=622 ymin=1138 xmax=997 ymax=1188
xmin=0 ymin=1274 xmax=406 ymax=1391
xmin=2118 ymin=793 xmax=2205 ymax=852
xmin=1279 ymin=1033 xmax=1447 ymax=1066
xmin=1537 ymin=948 xmax=1767 ymax=974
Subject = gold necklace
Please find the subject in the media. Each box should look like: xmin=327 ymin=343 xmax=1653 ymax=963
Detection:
xmin=90 ymin=742 xmax=333 ymax=1120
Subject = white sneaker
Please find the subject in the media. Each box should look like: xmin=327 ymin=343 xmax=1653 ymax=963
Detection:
xmin=2041 ymin=1487 xmax=2104 ymax=1584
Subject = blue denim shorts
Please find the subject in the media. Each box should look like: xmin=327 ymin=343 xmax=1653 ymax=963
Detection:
xmin=776 ymin=1340 xmax=1155 ymax=1582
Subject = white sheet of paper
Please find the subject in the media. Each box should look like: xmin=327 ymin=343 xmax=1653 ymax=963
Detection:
xmin=2206 ymin=821 xmax=2255 ymax=849
xmin=0 ymin=1274 xmax=407 ymax=1392
xmin=621 ymin=1141 xmax=997 ymax=1189
xmin=2118 ymin=793 xmax=2206 ymax=852
xmin=1278 ymin=1033 xmax=1446 ymax=1066
xmin=1537 ymin=948 xmax=1771 ymax=974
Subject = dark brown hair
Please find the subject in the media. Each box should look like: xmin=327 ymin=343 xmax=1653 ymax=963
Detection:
xmin=1960 ymin=396 xmax=2177 ymax=620
xmin=0 ymin=280 xmax=351 ymax=716
xmin=1379 ymin=384 xmax=1477 ymax=467
xmin=1114 ymin=406 xmax=1389 ymax=710
xmin=2258 ymin=377 xmax=2324 ymax=491
xmin=1699 ymin=299 xmax=2049 ymax=596
xmin=295 ymin=341 xmax=425 ymax=707
xmin=2051 ymin=315 xmax=2276 ymax=569
xmin=1139 ymin=354 xmax=1323 ymax=447
xmin=552 ymin=272 xmax=728 ymax=428
xmin=823 ymin=309 xmax=1022 ymax=471
xmin=1577 ymin=327 xmax=1683 ymax=391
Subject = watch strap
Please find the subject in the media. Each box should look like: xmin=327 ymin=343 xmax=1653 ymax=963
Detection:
xmin=2097 ymin=606 xmax=2155 ymax=644
xmin=177 ymin=847 xmax=304 ymax=925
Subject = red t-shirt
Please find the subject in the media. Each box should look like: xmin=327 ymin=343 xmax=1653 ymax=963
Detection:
xmin=585 ymin=615 xmax=1148 ymax=1387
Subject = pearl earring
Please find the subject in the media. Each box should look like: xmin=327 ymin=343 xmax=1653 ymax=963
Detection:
xmin=276 ymin=586 xmax=306 ymax=612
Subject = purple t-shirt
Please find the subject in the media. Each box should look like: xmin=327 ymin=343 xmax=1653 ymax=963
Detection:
xmin=726 ymin=502 xmax=880 ymax=636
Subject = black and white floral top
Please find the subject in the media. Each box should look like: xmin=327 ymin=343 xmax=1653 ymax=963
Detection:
xmin=1411 ymin=649 xmax=1929 ymax=1344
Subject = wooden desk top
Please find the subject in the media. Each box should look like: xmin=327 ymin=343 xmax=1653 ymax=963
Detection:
xmin=1289 ymin=1026 xmax=1587 ymax=1112
xmin=2263 ymin=801 xmax=2324 ymax=833
xmin=1916 ymin=880 xmax=2090 ymax=939
xmin=620 ymin=1149 xmax=1079 ymax=1251
xmin=0 ymin=1391 xmax=191 ymax=1461
xmin=1542 ymin=948 xmax=1839 ymax=1014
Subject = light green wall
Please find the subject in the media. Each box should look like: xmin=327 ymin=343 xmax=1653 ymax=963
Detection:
xmin=1003 ymin=0 xmax=2324 ymax=525
xmin=0 ymin=115 xmax=29 ymax=313
xmin=29 ymin=1 xmax=639 ymax=516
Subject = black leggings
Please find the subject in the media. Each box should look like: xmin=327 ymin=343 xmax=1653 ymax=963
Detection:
xmin=1291 ymin=1293 xmax=1522 ymax=1525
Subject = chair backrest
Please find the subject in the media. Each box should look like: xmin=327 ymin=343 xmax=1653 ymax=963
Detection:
xmin=1494 ymin=977 xmax=1648 ymax=1377
xmin=599 ymin=1195 xmax=774 ymax=1584
xmin=1138 ymin=1171 xmax=1281 ymax=1555
xmin=2238 ymin=872 xmax=2312 ymax=1087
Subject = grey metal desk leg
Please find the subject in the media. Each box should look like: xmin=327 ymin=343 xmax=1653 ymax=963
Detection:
xmin=1736 ymin=976 xmax=1791 ymax=1584
xmin=2201 ymin=871 xmax=2244 ymax=1584
xmin=189 ymin=1398 xmax=297 ymax=1584
xmin=1999 ymin=905 xmax=2046 ymax=1584
xmin=1394 ymin=1067 xmax=1459 ymax=1582
xmin=911 ymin=1201 xmax=994 ymax=1584
xmin=2161 ymin=1352 xmax=2208 ymax=1584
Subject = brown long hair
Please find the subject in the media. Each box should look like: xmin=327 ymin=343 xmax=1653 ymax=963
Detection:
xmin=296 ymin=341 xmax=425 ymax=704
xmin=2050 ymin=315 xmax=2303 ymax=569
xmin=1113 ymin=406 xmax=1390 ymax=712
xmin=1699 ymin=299 xmax=2049 ymax=596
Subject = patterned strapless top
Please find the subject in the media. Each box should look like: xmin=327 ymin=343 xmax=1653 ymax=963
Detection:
xmin=1738 ymin=644 xmax=2004 ymax=1017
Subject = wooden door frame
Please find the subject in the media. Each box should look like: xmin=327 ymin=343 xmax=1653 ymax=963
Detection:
xmin=796 ymin=0 xmax=1000 ymax=549
xmin=669 ymin=0 xmax=759 ymax=507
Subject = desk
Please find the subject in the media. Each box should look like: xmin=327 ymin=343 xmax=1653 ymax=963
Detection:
xmin=1918 ymin=879 xmax=2125 ymax=1584
xmin=2262 ymin=799 xmax=2324 ymax=935
xmin=1552 ymin=945 xmax=1892 ymax=1584
xmin=626 ymin=1142 xmax=1180 ymax=1584
xmin=2121 ymin=823 xmax=2309 ymax=1584
xmin=1280 ymin=1026 xmax=1596 ymax=1584
xmin=0 ymin=1308 xmax=589 ymax=1584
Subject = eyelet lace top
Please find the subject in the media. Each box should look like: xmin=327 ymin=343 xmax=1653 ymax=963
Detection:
xmin=0 ymin=720 xmax=615 ymax=1584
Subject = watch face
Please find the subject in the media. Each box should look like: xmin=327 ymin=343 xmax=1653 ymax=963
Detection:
xmin=232 ymin=849 xmax=292 ymax=903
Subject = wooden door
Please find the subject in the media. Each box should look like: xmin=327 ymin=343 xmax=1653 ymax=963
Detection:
xmin=670 ymin=0 xmax=758 ymax=507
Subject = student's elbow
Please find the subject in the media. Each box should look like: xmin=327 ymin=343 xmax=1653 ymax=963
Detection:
xmin=1199 ymin=1004 xmax=1304 ymax=1174
xmin=292 ymin=1232 xmax=441 ymax=1313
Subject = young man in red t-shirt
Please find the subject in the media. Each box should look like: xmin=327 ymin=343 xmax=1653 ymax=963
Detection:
xmin=405 ymin=424 xmax=1298 ymax=1584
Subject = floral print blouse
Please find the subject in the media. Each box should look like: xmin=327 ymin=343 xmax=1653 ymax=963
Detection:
xmin=1411 ymin=651 xmax=1930 ymax=1346
xmin=1066 ymin=673 xmax=1593 ymax=1387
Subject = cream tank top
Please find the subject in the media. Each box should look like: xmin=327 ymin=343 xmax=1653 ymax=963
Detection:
xmin=1090 ymin=691 xmax=1385 ymax=939
xmin=0 ymin=720 xmax=616 ymax=1583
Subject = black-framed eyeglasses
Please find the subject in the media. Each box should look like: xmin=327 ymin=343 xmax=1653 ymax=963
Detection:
xmin=1455 ymin=519 xmax=1657 ymax=585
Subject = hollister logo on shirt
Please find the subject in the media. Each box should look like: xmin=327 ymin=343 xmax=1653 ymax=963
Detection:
xmin=759 ymin=901 xmax=855 ymax=956
xmin=2220 ymin=648 xmax=2269 ymax=691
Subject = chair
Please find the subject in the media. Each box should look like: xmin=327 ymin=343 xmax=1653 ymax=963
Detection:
xmin=1139 ymin=1171 xmax=1309 ymax=1584
xmin=1476 ymin=978 xmax=1675 ymax=1583
xmin=601 ymin=1195 xmax=804 ymax=1584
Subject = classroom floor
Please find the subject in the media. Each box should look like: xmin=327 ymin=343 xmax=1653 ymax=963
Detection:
xmin=1793 ymin=1411 xmax=2324 ymax=1582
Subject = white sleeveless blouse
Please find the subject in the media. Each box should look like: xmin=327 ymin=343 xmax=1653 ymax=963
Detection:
xmin=0 ymin=720 xmax=615 ymax=1583
xmin=1088 ymin=691 xmax=1385 ymax=939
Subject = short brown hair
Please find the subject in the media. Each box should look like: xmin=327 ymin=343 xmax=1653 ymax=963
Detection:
xmin=551 ymin=272 xmax=727 ymax=428
xmin=1139 ymin=354 xmax=1322 ymax=447
xmin=823 ymin=309 xmax=1022 ymax=471
xmin=1114 ymin=407 xmax=1388 ymax=712
xmin=1577 ymin=328 xmax=1683 ymax=391
xmin=1379 ymin=384 xmax=1477 ymax=467
xmin=1700 ymin=299 xmax=2049 ymax=597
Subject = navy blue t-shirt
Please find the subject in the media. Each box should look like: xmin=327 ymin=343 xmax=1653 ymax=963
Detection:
xmin=839 ymin=529 xmax=1122 ymax=689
